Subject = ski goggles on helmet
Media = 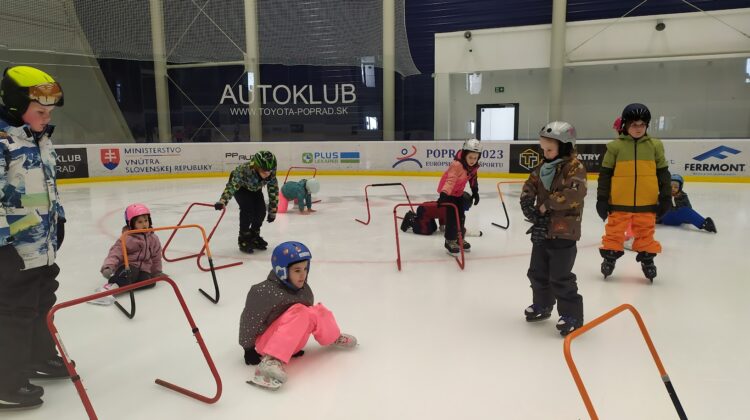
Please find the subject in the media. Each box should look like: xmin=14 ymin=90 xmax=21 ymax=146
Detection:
xmin=28 ymin=82 xmax=64 ymax=106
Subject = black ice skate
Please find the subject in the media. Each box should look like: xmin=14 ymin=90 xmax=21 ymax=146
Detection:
xmin=556 ymin=316 xmax=583 ymax=337
xmin=238 ymin=232 xmax=254 ymax=254
xmin=248 ymin=232 xmax=268 ymax=251
xmin=636 ymin=252 xmax=657 ymax=282
xmin=0 ymin=383 xmax=44 ymax=410
xmin=600 ymin=249 xmax=624 ymax=279
xmin=444 ymin=239 xmax=460 ymax=255
xmin=400 ymin=211 xmax=415 ymax=232
xmin=460 ymin=239 xmax=471 ymax=252
xmin=524 ymin=304 xmax=553 ymax=322
xmin=27 ymin=356 xmax=70 ymax=379
xmin=701 ymin=217 xmax=717 ymax=233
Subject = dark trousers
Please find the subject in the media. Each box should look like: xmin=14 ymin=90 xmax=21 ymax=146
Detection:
xmin=109 ymin=266 xmax=157 ymax=290
xmin=442 ymin=196 xmax=466 ymax=241
xmin=234 ymin=188 xmax=266 ymax=233
xmin=527 ymin=239 xmax=583 ymax=320
xmin=0 ymin=261 xmax=60 ymax=391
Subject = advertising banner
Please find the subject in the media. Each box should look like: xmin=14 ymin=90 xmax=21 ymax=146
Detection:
xmin=55 ymin=147 xmax=89 ymax=179
xmin=665 ymin=141 xmax=748 ymax=178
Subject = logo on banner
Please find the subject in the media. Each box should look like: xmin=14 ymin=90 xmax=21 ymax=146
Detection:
xmin=302 ymin=153 xmax=313 ymax=164
xmin=685 ymin=145 xmax=745 ymax=175
xmin=693 ymin=146 xmax=741 ymax=161
xmin=519 ymin=149 xmax=541 ymax=171
xmin=393 ymin=146 xmax=422 ymax=168
xmin=340 ymin=152 xmax=360 ymax=164
xmin=302 ymin=151 xmax=359 ymax=164
xmin=100 ymin=148 xmax=120 ymax=170
xmin=56 ymin=148 xmax=89 ymax=179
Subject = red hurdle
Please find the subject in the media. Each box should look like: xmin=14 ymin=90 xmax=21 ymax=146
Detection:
xmin=392 ymin=202 xmax=465 ymax=271
xmin=46 ymin=275 xmax=223 ymax=420
xmin=161 ymin=202 xmax=242 ymax=272
xmin=492 ymin=180 xmax=525 ymax=229
xmin=355 ymin=183 xmax=415 ymax=225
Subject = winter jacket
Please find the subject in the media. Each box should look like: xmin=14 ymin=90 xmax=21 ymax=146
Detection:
xmin=239 ymin=270 xmax=314 ymax=349
xmin=0 ymin=112 xmax=65 ymax=269
xmin=281 ymin=180 xmax=312 ymax=211
xmin=220 ymin=163 xmax=279 ymax=215
xmin=672 ymin=191 xmax=692 ymax=209
xmin=597 ymin=134 xmax=671 ymax=213
xmin=437 ymin=151 xmax=478 ymax=197
xmin=101 ymin=226 xmax=163 ymax=275
xmin=520 ymin=156 xmax=587 ymax=241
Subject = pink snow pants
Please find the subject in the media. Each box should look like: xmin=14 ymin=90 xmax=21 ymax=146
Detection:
xmin=255 ymin=303 xmax=341 ymax=363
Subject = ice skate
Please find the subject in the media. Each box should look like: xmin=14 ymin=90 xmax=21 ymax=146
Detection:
xmin=556 ymin=316 xmax=583 ymax=337
xmin=250 ymin=229 xmax=268 ymax=250
xmin=0 ymin=383 xmax=43 ymax=410
xmin=460 ymin=239 xmax=471 ymax=252
xmin=256 ymin=355 xmax=287 ymax=383
xmin=444 ymin=239 xmax=460 ymax=255
xmin=701 ymin=217 xmax=717 ymax=233
xmin=28 ymin=356 xmax=70 ymax=379
xmin=524 ymin=304 xmax=553 ymax=322
xmin=600 ymin=249 xmax=624 ymax=279
xmin=636 ymin=252 xmax=657 ymax=282
xmin=247 ymin=372 xmax=283 ymax=391
xmin=332 ymin=333 xmax=358 ymax=349
xmin=238 ymin=231 xmax=254 ymax=254
xmin=400 ymin=211 xmax=415 ymax=232
xmin=87 ymin=283 xmax=119 ymax=306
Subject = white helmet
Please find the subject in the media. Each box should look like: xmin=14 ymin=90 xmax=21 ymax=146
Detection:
xmin=462 ymin=138 xmax=482 ymax=153
xmin=539 ymin=121 xmax=576 ymax=146
xmin=304 ymin=178 xmax=320 ymax=194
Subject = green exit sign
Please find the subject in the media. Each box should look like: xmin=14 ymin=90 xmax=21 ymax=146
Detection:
xmin=495 ymin=86 xmax=505 ymax=93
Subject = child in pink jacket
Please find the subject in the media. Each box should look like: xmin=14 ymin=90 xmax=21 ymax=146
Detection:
xmin=89 ymin=203 xmax=163 ymax=305
xmin=241 ymin=241 xmax=357 ymax=390
xmin=437 ymin=138 xmax=481 ymax=254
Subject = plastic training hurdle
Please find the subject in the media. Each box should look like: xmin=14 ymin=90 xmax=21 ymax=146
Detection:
xmin=492 ymin=180 xmax=525 ymax=229
xmin=392 ymin=202 xmax=465 ymax=271
xmin=116 ymin=225 xmax=221 ymax=320
xmin=563 ymin=304 xmax=687 ymax=420
xmin=162 ymin=202 xmax=242 ymax=272
xmin=355 ymin=183 xmax=415 ymax=225
xmin=46 ymin=275 xmax=222 ymax=420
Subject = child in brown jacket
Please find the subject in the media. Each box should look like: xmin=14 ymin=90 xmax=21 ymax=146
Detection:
xmin=519 ymin=121 xmax=587 ymax=337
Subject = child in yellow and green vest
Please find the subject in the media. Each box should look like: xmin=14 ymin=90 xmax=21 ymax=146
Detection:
xmin=596 ymin=103 xmax=672 ymax=282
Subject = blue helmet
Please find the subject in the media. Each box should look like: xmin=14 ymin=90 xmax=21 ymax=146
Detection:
xmin=671 ymin=173 xmax=684 ymax=191
xmin=271 ymin=241 xmax=312 ymax=288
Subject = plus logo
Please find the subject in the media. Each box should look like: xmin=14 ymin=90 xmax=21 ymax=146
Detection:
xmin=693 ymin=145 xmax=741 ymax=161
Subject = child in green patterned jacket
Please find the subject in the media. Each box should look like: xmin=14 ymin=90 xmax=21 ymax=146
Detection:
xmin=215 ymin=151 xmax=279 ymax=253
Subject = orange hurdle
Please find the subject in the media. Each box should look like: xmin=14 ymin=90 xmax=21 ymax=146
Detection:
xmin=492 ymin=180 xmax=525 ymax=229
xmin=392 ymin=202 xmax=465 ymax=271
xmin=563 ymin=304 xmax=687 ymax=420
xmin=116 ymin=225 xmax=220 ymax=319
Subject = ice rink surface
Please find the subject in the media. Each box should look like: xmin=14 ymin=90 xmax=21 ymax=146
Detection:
xmin=15 ymin=175 xmax=749 ymax=419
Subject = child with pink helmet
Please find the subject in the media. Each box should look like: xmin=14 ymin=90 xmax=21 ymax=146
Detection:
xmin=89 ymin=203 xmax=163 ymax=305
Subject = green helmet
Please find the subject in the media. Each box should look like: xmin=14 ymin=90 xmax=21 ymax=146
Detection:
xmin=1 ymin=66 xmax=64 ymax=120
xmin=253 ymin=150 xmax=277 ymax=171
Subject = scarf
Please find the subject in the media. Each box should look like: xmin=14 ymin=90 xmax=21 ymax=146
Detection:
xmin=539 ymin=158 xmax=563 ymax=191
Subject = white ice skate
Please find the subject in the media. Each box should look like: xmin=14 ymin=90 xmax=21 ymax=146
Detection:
xmin=87 ymin=283 xmax=119 ymax=306
xmin=332 ymin=333 xmax=358 ymax=349
xmin=247 ymin=372 xmax=283 ymax=391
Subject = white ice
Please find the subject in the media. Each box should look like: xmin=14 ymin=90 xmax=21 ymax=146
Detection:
xmin=15 ymin=175 xmax=750 ymax=419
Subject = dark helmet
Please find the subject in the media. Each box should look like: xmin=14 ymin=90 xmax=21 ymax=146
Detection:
xmin=621 ymin=103 xmax=651 ymax=125
xmin=252 ymin=150 xmax=277 ymax=171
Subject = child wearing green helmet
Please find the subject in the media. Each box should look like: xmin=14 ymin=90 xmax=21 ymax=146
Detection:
xmin=215 ymin=150 xmax=279 ymax=253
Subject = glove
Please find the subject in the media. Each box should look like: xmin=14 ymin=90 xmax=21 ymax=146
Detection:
xmin=526 ymin=214 xmax=549 ymax=245
xmin=267 ymin=213 xmax=276 ymax=223
xmin=596 ymin=199 xmax=610 ymax=221
xmin=471 ymin=188 xmax=480 ymax=206
xmin=657 ymin=196 xmax=672 ymax=217
xmin=214 ymin=201 xmax=225 ymax=211
xmin=437 ymin=192 xmax=449 ymax=204
xmin=244 ymin=348 xmax=262 ymax=365
xmin=57 ymin=217 xmax=66 ymax=250
xmin=0 ymin=244 xmax=25 ymax=271
xmin=101 ymin=267 xmax=114 ymax=279
xmin=520 ymin=196 xmax=538 ymax=224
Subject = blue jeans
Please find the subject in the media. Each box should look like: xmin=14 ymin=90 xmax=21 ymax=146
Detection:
xmin=660 ymin=207 xmax=705 ymax=229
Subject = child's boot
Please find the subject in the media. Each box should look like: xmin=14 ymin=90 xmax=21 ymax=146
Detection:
xmin=600 ymin=249 xmax=624 ymax=279
xmin=257 ymin=355 xmax=287 ymax=383
xmin=249 ymin=229 xmax=268 ymax=250
xmin=524 ymin=304 xmax=553 ymax=322
xmin=332 ymin=333 xmax=358 ymax=349
xmin=444 ymin=239 xmax=460 ymax=255
xmin=556 ymin=315 xmax=583 ymax=337
xmin=238 ymin=231 xmax=254 ymax=254
xmin=701 ymin=217 xmax=717 ymax=233
xmin=636 ymin=251 xmax=657 ymax=282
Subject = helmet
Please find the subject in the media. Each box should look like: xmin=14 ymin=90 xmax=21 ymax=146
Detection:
xmin=671 ymin=173 xmax=684 ymax=191
xmin=621 ymin=103 xmax=651 ymax=125
xmin=272 ymin=241 xmax=312 ymax=289
xmin=252 ymin=151 xmax=277 ymax=171
xmin=1 ymin=66 xmax=64 ymax=119
xmin=124 ymin=203 xmax=152 ymax=229
xmin=461 ymin=192 xmax=473 ymax=211
xmin=304 ymin=178 xmax=320 ymax=194
xmin=462 ymin=138 xmax=482 ymax=153
xmin=539 ymin=121 xmax=576 ymax=146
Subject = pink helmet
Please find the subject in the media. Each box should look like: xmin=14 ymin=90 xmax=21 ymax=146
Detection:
xmin=124 ymin=203 xmax=152 ymax=229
